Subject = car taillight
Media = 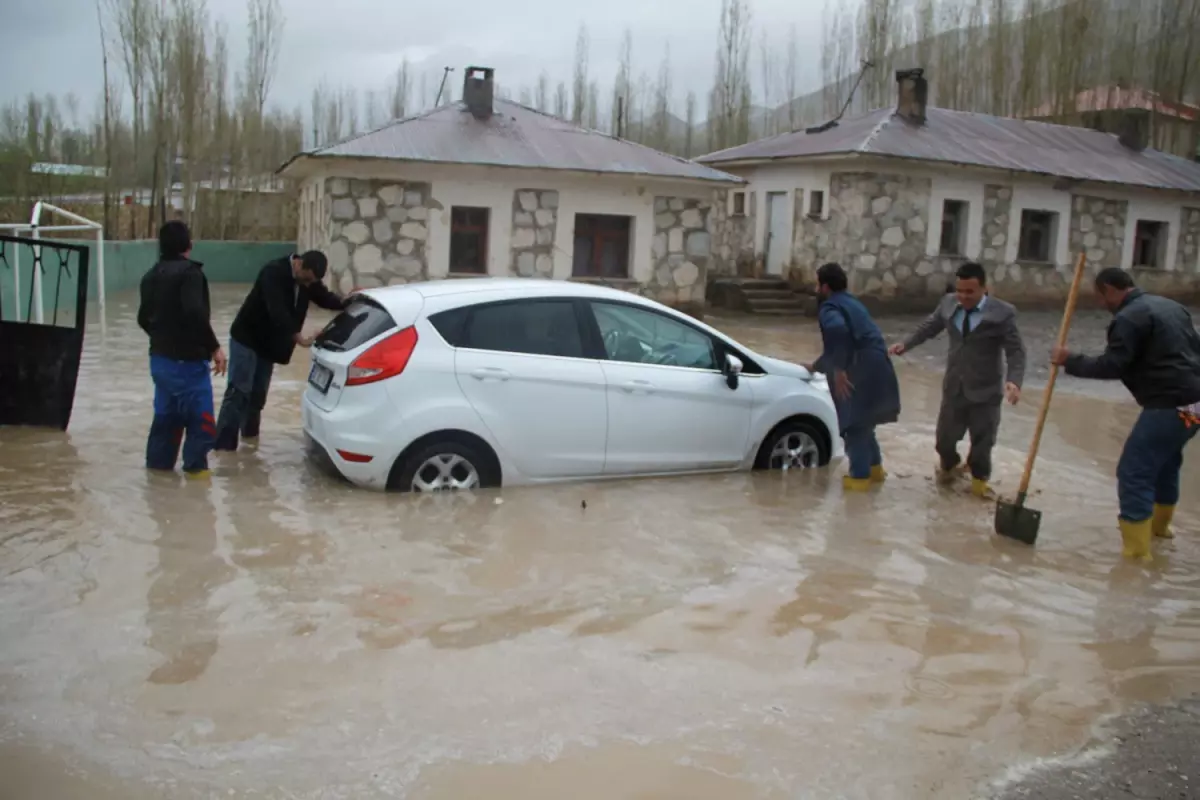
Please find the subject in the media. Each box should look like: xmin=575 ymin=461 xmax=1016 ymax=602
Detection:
xmin=345 ymin=326 xmax=418 ymax=386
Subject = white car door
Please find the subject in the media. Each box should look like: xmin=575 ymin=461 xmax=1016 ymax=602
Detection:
xmin=453 ymin=298 xmax=608 ymax=480
xmin=587 ymin=300 xmax=754 ymax=475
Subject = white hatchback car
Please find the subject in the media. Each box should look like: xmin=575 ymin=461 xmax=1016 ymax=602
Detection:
xmin=302 ymin=278 xmax=842 ymax=492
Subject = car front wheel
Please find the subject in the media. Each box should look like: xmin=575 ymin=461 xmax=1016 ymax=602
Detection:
xmin=755 ymin=419 xmax=830 ymax=470
xmin=390 ymin=440 xmax=499 ymax=493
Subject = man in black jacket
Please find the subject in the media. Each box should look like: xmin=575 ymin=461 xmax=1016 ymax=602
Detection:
xmin=1051 ymin=268 xmax=1200 ymax=561
xmin=213 ymin=251 xmax=347 ymax=451
xmin=138 ymin=220 xmax=227 ymax=477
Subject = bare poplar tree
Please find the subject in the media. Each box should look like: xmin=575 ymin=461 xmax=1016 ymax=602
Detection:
xmin=244 ymin=0 xmax=284 ymax=120
xmin=390 ymin=59 xmax=411 ymax=119
xmin=107 ymin=0 xmax=150 ymax=210
xmin=652 ymin=42 xmax=673 ymax=150
xmin=711 ymin=0 xmax=753 ymax=150
xmin=535 ymin=72 xmax=549 ymax=112
xmin=554 ymin=81 xmax=569 ymax=119
xmin=95 ymin=0 xmax=116 ymax=234
xmin=572 ymin=24 xmax=590 ymax=124
xmin=611 ymin=28 xmax=633 ymax=135
xmin=759 ymin=29 xmax=774 ymax=136
xmin=684 ymin=90 xmax=696 ymax=156
xmin=785 ymin=24 xmax=798 ymax=130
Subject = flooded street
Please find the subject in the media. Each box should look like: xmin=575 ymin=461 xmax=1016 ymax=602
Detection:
xmin=2 ymin=285 xmax=1199 ymax=799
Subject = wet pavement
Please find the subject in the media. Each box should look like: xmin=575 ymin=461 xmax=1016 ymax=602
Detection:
xmin=2 ymin=285 xmax=1199 ymax=799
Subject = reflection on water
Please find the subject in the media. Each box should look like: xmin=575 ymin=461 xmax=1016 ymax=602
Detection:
xmin=0 ymin=286 xmax=1198 ymax=799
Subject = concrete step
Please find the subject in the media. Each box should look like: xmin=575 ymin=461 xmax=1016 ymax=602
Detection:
xmin=750 ymin=306 xmax=811 ymax=316
xmin=742 ymin=288 xmax=798 ymax=300
xmin=746 ymin=297 xmax=809 ymax=312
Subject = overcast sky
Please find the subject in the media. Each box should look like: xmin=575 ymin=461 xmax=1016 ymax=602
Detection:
xmin=2 ymin=0 xmax=829 ymax=122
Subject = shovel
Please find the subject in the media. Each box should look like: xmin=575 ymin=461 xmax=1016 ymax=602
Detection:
xmin=994 ymin=251 xmax=1088 ymax=545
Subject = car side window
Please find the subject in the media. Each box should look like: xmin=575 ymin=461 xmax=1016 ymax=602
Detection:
xmin=463 ymin=300 xmax=585 ymax=359
xmin=590 ymin=302 xmax=718 ymax=371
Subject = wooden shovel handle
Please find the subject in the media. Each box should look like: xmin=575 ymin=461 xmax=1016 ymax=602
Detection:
xmin=1016 ymin=251 xmax=1088 ymax=497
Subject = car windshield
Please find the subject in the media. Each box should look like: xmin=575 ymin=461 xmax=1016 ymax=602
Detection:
xmin=314 ymin=298 xmax=397 ymax=353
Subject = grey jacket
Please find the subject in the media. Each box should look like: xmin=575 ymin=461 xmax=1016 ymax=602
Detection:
xmin=903 ymin=294 xmax=1027 ymax=404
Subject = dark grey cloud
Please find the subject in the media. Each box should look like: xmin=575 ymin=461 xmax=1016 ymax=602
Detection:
xmin=1 ymin=0 xmax=826 ymax=120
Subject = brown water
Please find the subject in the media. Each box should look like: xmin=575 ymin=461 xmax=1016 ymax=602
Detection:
xmin=2 ymin=285 xmax=1199 ymax=800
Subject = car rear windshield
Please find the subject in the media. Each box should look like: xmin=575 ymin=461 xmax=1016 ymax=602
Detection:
xmin=314 ymin=297 xmax=397 ymax=352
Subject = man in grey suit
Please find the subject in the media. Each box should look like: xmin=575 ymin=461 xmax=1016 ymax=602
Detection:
xmin=889 ymin=262 xmax=1026 ymax=497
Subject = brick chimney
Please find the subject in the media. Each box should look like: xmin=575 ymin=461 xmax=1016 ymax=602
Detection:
xmin=463 ymin=66 xmax=495 ymax=121
xmin=895 ymin=68 xmax=928 ymax=125
xmin=1117 ymin=109 xmax=1149 ymax=152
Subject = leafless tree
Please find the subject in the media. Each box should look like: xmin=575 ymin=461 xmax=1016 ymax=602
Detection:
xmin=711 ymin=0 xmax=753 ymax=150
xmin=572 ymin=24 xmax=590 ymax=124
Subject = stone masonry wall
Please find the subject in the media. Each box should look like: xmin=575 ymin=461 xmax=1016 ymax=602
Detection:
xmin=1070 ymin=195 xmax=1127 ymax=270
xmin=787 ymin=171 xmax=1200 ymax=309
xmin=708 ymin=189 xmax=755 ymax=277
xmin=830 ymin=172 xmax=936 ymax=301
xmin=1177 ymin=207 xmax=1200 ymax=274
xmin=510 ymin=189 xmax=558 ymax=278
xmin=647 ymin=196 xmax=711 ymax=312
xmin=325 ymin=178 xmax=437 ymax=293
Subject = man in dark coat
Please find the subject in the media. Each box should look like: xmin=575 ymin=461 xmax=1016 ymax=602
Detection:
xmin=890 ymin=261 xmax=1026 ymax=498
xmin=1051 ymin=267 xmax=1200 ymax=562
xmin=213 ymin=251 xmax=347 ymax=451
xmin=809 ymin=262 xmax=902 ymax=492
xmin=137 ymin=220 xmax=227 ymax=477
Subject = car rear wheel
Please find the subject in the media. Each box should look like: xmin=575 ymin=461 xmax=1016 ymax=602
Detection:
xmin=755 ymin=419 xmax=830 ymax=470
xmin=390 ymin=439 xmax=499 ymax=493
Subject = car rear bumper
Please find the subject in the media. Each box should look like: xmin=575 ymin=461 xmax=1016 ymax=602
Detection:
xmin=302 ymin=393 xmax=392 ymax=490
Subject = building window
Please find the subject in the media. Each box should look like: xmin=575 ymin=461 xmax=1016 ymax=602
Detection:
xmin=940 ymin=199 xmax=968 ymax=256
xmin=1132 ymin=220 xmax=1169 ymax=268
xmin=572 ymin=213 xmax=632 ymax=278
xmin=449 ymin=206 xmax=490 ymax=274
xmin=809 ymin=190 xmax=825 ymax=217
xmin=730 ymin=191 xmax=747 ymax=217
xmin=1017 ymin=209 xmax=1059 ymax=263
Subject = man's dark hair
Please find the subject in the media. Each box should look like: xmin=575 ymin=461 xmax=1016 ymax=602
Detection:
xmin=1095 ymin=267 xmax=1136 ymax=291
xmin=299 ymin=250 xmax=328 ymax=280
xmin=158 ymin=220 xmax=192 ymax=260
xmin=955 ymin=261 xmax=987 ymax=286
xmin=816 ymin=262 xmax=848 ymax=293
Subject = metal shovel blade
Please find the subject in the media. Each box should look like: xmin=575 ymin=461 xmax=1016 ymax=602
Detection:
xmin=994 ymin=496 xmax=1041 ymax=545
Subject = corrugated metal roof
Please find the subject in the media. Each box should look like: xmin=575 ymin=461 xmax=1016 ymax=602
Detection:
xmin=698 ymin=106 xmax=1200 ymax=193
xmin=284 ymin=99 xmax=742 ymax=185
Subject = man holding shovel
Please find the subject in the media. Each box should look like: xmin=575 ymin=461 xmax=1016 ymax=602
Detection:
xmin=890 ymin=262 xmax=1026 ymax=498
xmin=1050 ymin=267 xmax=1200 ymax=561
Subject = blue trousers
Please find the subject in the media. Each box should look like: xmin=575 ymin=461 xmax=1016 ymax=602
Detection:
xmin=1117 ymin=407 xmax=1198 ymax=522
xmin=843 ymin=426 xmax=882 ymax=480
xmin=146 ymin=356 xmax=215 ymax=473
xmin=214 ymin=338 xmax=274 ymax=451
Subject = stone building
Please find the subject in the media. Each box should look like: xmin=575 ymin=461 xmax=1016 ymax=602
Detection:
xmin=698 ymin=69 xmax=1200 ymax=309
xmin=278 ymin=67 xmax=742 ymax=314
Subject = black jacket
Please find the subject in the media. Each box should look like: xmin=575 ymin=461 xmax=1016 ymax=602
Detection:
xmin=137 ymin=257 xmax=220 ymax=362
xmin=1065 ymin=289 xmax=1200 ymax=408
xmin=229 ymin=256 xmax=346 ymax=365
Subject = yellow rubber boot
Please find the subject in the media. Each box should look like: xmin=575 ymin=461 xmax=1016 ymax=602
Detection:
xmin=184 ymin=469 xmax=212 ymax=480
xmin=843 ymin=475 xmax=873 ymax=492
xmin=1119 ymin=518 xmax=1154 ymax=563
xmin=870 ymin=464 xmax=887 ymax=483
xmin=971 ymin=479 xmax=993 ymax=499
xmin=1152 ymin=504 xmax=1176 ymax=539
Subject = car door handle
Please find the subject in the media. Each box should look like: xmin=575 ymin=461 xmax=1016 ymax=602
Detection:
xmin=620 ymin=380 xmax=654 ymax=394
xmin=470 ymin=367 xmax=510 ymax=381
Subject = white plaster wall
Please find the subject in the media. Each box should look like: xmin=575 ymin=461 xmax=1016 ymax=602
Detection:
xmin=741 ymin=164 xmax=834 ymax=255
xmin=1122 ymin=198 xmax=1184 ymax=271
xmin=300 ymin=161 xmax=714 ymax=283
xmin=1006 ymin=184 xmax=1073 ymax=265
xmin=926 ymin=175 xmax=985 ymax=259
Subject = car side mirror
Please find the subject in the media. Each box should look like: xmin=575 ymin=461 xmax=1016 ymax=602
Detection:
xmin=724 ymin=353 xmax=743 ymax=390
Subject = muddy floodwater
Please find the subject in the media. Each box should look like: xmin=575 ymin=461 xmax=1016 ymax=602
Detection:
xmin=2 ymin=285 xmax=1199 ymax=799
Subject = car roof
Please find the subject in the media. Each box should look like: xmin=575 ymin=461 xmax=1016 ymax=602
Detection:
xmin=362 ymin=277 xmax=672 ymax=308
